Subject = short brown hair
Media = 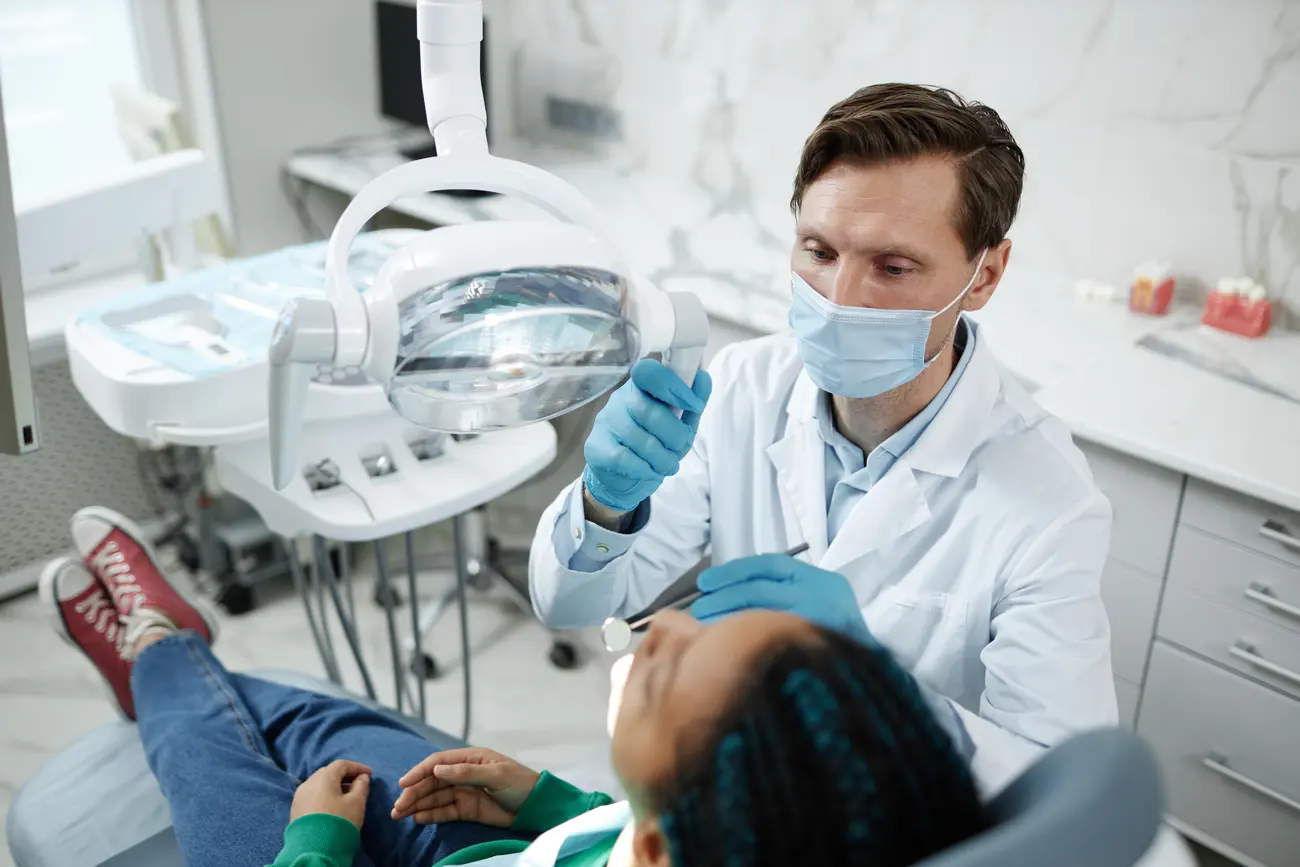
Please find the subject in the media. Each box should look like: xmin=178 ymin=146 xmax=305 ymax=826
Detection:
xmin=791 ymin=83 xmax=1025 ymax=258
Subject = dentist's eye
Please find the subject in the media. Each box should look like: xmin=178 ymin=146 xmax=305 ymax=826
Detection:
xmin=877 ymin=261 xmax=914 ymax=278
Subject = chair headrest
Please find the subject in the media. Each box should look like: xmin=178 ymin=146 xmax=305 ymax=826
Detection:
xmin=916 ymin=729 xmax=1164 ymax=867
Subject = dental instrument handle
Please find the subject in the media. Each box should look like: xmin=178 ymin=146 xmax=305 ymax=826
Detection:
xmin=622 ymin=542 xmax=811 ymax=636
xmin=268 ymin=297 xmax=337 ymax=490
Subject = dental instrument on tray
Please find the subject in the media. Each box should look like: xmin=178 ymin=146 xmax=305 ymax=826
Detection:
xmin=601 ymin=542 xmax=811 ymax=653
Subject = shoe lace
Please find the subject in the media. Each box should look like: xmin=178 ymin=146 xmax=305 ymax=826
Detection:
xmin=92 ymin=541 xmax=143 ymax=613
xmin=73 ymin=588 xmax=131 ymax=660
xmin=122 ymin=607 xmax=180 ymax=660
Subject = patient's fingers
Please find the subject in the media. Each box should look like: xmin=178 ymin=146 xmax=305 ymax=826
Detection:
xmin=319 ymin=759 xmax=374 ymax=787
xmin=408 ymin=788 xmax=513 ymax=827
xmin=391 ymin=774 xmax=452 ymax=814
xmin=398 ymin=747 xmax=488 ymax=787
xmin=392 ymin=784 xmax=459 ymax=820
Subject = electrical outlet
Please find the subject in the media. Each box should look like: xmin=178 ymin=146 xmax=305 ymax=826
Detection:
xmin=545 ymin=96 xmax=623 ymax=141
xmin=515 ymin=43 xmax=624 ymax=145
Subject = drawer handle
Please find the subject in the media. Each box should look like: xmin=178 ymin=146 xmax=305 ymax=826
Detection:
xmin=1259 ymin=519 xmax=1300 ymax=553
xmin=1244 ymin=582 xmax=1300 ymax=623
xmin=1229 ymin=641 xmax=1300 ymax=687
xmin=1203 ymin=754 xmax=1300 ymax=815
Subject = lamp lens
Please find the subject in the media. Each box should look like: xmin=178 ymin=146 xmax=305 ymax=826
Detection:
xmin=390 ymin=266 xmax=640 ymax=431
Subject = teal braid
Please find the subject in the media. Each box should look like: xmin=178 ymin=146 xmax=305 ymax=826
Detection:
xmin=653 ymin=627 xmax=985 ymax=867
xmin=713 ymin=732 xmax=757 ymax=867
xmin=782 ymin=669 xmax=879 ymax=845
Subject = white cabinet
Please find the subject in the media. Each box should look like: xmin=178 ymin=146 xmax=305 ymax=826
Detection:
xmin=1080 ymin=442 xmax=1300 ymax=867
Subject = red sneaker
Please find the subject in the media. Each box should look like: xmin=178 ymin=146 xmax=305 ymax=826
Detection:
xmin=39 ymin=557 xmax=136 ymax=719
xmin=71 ymin=506 xmax=218 ymax=645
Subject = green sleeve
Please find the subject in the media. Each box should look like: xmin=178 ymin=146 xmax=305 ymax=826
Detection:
xmin=510 ymin=771 xmax=616 ymax=834
xmin=266 ymin=814 xmax=361 ymax=867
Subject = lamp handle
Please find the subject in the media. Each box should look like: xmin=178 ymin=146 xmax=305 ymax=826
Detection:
xmin=663 ymin=291 xmax=710 ymax=404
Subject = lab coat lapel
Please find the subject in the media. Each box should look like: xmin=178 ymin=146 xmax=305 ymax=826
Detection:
xmin=765 ymin=372 xmax=829 ymax=561
xmin=820 ymin=461 xmax=930 ymax=575
xmin=819 ymin=320 xmax=1001 ymax=575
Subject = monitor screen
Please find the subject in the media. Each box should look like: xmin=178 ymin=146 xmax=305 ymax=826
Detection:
xmin=376 ymin=1 xmax=489 ymax=136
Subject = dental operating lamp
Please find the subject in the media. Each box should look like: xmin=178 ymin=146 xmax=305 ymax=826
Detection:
xmin=267 ymin=0 xmax=708 ymax=490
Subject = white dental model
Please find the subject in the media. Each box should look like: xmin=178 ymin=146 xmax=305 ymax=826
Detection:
xmin=266 ymin=0 xmax=707 ymax=490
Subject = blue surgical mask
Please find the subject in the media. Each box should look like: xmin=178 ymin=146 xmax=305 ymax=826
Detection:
xmin=788 ymin=250 xmax=987 ymax=398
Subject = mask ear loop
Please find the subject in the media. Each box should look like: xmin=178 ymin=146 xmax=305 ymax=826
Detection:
xmin=921 ymin=248 xmax=988 ymax=366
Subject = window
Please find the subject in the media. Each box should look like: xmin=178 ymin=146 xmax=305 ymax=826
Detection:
xmin=0 ymin=0 xmax=227 ymax=292
xmin=0 ymin=0 xmax=146 ymax=206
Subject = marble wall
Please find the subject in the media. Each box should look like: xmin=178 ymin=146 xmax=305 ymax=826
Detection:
xmin=503 ymin=0 xmax=1300 ymax=321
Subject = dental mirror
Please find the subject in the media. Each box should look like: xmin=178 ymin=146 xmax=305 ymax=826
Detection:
xmin=601 ymin=542 xmax=811 ymax=653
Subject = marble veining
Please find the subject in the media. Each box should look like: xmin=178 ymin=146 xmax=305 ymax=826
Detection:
xmin=501 ymin=0 xmax=1300 ymax=323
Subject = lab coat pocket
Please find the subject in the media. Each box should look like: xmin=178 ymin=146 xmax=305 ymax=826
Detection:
xmin=869 ymin=587 xmax=972 ymax=699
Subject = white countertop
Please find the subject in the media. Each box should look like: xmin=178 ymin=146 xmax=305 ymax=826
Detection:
xmin=281 ymin=141 xmax=1296 ymax=513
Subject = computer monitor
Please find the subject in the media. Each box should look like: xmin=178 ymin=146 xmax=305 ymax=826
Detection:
xmin=377 ymin=0 xmax=490 ymax=163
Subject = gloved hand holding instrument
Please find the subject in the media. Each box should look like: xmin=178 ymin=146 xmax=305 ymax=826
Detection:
xmin=601 ymin=542 xmax=812 ymax=652
xmin=691 ymin=552 xmax=874 ymax=646
xmin=582 ymin=358 xmax=713 ymax=515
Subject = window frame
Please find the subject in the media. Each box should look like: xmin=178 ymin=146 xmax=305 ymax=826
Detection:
xmin=13 ymin=0 xmax=231 ymax=295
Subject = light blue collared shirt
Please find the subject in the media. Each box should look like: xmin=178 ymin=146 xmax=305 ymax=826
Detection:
xmin=817 ymin=317 xmax=975 ymax=544
xmin=554 ymin=317 xmax=975 ymax=569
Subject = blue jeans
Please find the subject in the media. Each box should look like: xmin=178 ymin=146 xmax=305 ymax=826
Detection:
xmin=132 ymin=632 xmax=531 ymax=867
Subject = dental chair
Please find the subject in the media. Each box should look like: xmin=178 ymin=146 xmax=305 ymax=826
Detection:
xmin=9 ymin=675 xmax=1168 ymax=867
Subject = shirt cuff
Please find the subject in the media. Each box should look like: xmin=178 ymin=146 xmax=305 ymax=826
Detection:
xmin=552 ymin=481 xmax=649 ymax=573
xmin=272 ymin=814 xmax=360 ymax=866
xmin=924 ymin=691 xmax=976 ymax=762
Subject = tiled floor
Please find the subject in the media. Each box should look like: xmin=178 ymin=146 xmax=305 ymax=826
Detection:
xmin=0 ymin=554 xmax=615 ymax=867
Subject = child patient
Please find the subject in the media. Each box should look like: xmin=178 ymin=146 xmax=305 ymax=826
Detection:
xmin=45 ymin=506 xmax=984 ymax=867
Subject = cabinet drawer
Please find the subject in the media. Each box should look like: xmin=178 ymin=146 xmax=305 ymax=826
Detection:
xmin=1100 ymin=559 xmax=1161 ymax=684
xmin=1077 ymin=441 xmax=1182 ymax=576
xmin=1168 ymin=527 xmax=1300 ymax=637
xmin=1115 ymin=677 xmax=1139 ymax=729
xmin=1139 ymin=643 xmax=1300 ymax=867
xmin=1182 ymin=478 xmax=1300 ymax=571
xmin=1158 ymin=587 xmax=1300 ymax=702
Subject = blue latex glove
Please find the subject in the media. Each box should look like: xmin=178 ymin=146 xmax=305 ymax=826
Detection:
xmin=690 ymin=554 xmax=873 ymax=645
xmin=582 ymin=358 xmax=713 ymax=513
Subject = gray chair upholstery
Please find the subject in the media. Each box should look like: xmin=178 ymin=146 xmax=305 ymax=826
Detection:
xmin=917 ymin=728 xmax=1164 ymax=867
xmin=10 ymin=670 xmax=1163 ymax=867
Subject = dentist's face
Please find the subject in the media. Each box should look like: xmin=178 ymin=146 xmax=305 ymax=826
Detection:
xmin=791 ymin=156 xmax=1009 ymax=358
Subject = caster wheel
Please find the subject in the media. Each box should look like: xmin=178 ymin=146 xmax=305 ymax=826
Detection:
xmin=411 ymin=653 xmax=441 ymax=680
xmin=216 ymin=582 xmax=255 ymax=616
xmin=373 ymin=584 xmax=403 ymax=609
xmin=177 ymin=537 xmax=201 ymax=573
xmin=549 ymin=640 xmax=580 ymax=670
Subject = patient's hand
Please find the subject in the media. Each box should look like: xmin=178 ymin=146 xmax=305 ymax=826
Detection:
xmin=393 ymin=747 xmax=541 ymax=827
xmin=291 ymin=760 xmax=373 ymax=830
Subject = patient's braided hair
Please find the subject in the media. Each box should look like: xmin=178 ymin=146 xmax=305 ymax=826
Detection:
xmin=650 ymin=629 xmax=984 ymax=867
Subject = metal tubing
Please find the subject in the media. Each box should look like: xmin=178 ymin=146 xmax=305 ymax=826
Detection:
xmin=286 ymin=539 xmax=341 ymax=683
xmin=451 ymin=514 xmax=473 ymax=742
xmin=373 ymin=540 xmax=407 ymax=714
xmin=315 ymin=536 xmax=378 ymax=701
xmin=404 ymin=532 xmax=428 ymax=721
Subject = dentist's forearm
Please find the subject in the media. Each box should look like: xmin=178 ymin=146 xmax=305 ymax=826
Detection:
xmin=582 ymin=486 xmax=639 ymax=533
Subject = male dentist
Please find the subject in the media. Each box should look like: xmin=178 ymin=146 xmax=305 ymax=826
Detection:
xmin=529 ymin=83 xmax=1117 ymax=750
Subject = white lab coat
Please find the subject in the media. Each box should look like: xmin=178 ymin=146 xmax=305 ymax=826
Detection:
xmin=530 ymin=323 xmax=1118 ymax=747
